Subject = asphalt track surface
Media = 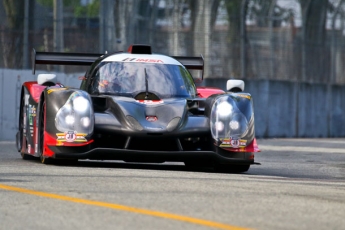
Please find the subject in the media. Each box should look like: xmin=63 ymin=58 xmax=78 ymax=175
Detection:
xmin=0 ymin=138 xmax=344 ymax=230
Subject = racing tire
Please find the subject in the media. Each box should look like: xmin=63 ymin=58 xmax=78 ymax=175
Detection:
xmin=18 ymin=94 xmax=34 ymax=160
xmin=38 ymin=100 xmax=78 ymax=165
xmin=17 ymin=94 xmax=25 ymax=153
xmin=38 ymin=100 xmax=54 ymax=164
xmin=214 ymin=164 xmax=250 ymax=173
xmin=184 ymin=161 xmax=213 ymax=169
xmin=21 ymin=152 xmax=35 ymax=160
xmin=56 ymin=158 xmax=79 ymax=166
xmin=16 ymin=96 xmax=26 ymax=156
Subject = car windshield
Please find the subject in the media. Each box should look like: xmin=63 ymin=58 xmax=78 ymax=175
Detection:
xmin=90 ymin=62 xmax=196 ymax=98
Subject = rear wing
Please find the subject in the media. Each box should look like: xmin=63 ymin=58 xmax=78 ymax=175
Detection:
xmin=172 ymin=55 xmax=204 ymax=80
xmin=32 ymin=49 xmax=204 ymax=80
xmin=32 ymin=49 xmax=103 ymax=74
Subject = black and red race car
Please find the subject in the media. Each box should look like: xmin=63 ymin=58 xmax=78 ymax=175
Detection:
xmin=16 ymin=44 xmax=259 ymax=172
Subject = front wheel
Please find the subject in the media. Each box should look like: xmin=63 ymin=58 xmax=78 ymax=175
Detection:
xmin=18 ymin=94 xmax=35 ymax=160
xmin=21 ymin=151 xmax=35 ymax=160
xmin=17 ymin=94 xmax=25 ymax=155
xmin=184 ymin=161 xmax=213 ymax=169
xmin=38 ymin=100 xmax=54 ymax=164
xmin=214 ymin=164 xmax=250 ymax=173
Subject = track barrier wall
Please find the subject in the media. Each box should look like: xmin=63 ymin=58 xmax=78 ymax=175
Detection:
xmin=204 ymin=78 xmax=345 ymax=138
xmin=0 ymin=69 xmax=82 ymax=141
xmin=1 ymin=68 xmax=345 ymax=140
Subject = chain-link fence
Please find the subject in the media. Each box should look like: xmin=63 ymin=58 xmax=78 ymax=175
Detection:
xmin=1 ymin=0 xmax=345 ymax=84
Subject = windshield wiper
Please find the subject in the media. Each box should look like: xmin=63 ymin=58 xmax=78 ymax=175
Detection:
xmin=144 ymin=68 xmax=149 ymax=99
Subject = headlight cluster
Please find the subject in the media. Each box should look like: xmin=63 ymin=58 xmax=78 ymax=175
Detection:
xmin=55 ymin=91 xmax=94 ymax=135
xmin=216 ymin=101 xmax=232 ymax=117
xmin=210 ymin=96 xmax=248 ymax=141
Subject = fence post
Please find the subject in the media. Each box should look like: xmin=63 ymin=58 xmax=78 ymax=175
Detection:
xmin=240 ymin=0 xmax=248 ymax=79
xmin=23 ymin=0 xmax=29 ymax=69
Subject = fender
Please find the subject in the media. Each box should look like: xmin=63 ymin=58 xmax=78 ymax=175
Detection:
xmin=23 ymin=81 xmax=47 ymax=103
xmin=204 ymin=92 xmax=259 ymax=153
xmin=17 ymin=84 xmax=40 ymax=155
xmin=18 ymin=82 xmax=62 ymax=156
xmin=197 ymin=87 xmax=224 ymax=98
xmin=40 ymin=88 xmax=94 ymax=156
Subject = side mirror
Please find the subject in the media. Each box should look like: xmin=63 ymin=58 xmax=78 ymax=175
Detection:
xmin=226 ymin=79 xmax=244 ymax=92
xmin=37 ymin=74 xmax=57 ymax=86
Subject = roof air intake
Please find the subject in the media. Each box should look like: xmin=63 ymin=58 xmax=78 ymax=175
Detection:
xmin=127 ymin=44 xmax=152 ymax=54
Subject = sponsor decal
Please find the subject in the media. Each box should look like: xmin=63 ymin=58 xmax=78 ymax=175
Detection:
xmin=122 ymin=58 xmax=164 ymax=63
xmin=237 ymin=94 xmax=251 ymax=100
xmin=146 ymin=116 xmax=157 ymax=122
xmin=30 ymin=106 xmax=36 ymax=116
xmin=219 ymin=138 xmax=247 ymax=148
xmin=28 ymin=105 xmax=36 ymax=126
xmin=35 ymin=127 xmax=38 ymax=153
xmin=30 ymin=127 xmax=34 ymax=137
xmin=47 ymin=88 xmax=66 ymax=94
xmin=25 ymin=95 xmax=30 ymax=106
xmin=23 ymin=112 xmax=27 ymax=135
xmin=56 ymin=131 xmax=87 ymax=143
xmin=136 ymin=100 xmax=164 ymax=105
xmin=29 ymin=115 xmax=33 ymax=125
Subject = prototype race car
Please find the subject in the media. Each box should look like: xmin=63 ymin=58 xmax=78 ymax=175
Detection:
xmin=16 ymin=44 xmax=259 ymax=172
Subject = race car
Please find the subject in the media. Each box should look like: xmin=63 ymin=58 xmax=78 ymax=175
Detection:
xmin=16 ymin=44 xmax=259 ymax=172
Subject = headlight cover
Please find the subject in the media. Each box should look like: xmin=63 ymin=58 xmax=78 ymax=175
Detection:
xmin=210 ymin=95 xmax=250 ymax=148
xmin=55 ymin=91 xmax=94 ymax=135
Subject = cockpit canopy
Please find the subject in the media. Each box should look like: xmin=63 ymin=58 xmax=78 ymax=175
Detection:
xmin=89 ymin=61 xmax=197 ymax=99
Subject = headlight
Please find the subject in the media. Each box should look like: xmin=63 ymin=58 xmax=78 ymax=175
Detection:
xmin=215 ymin=121 xmax=224 ymax=132
xmin=229 ymin=120 xmax=239 ymax=130
xmin=65 ymin=115 xmax=75 ymax=125
xmin=216 ymin=101 xmax=232 ymax=117
xmin=80 ymin=117 xmax=91 ymax=127
xmin=228 ymin=112 xmax=248 ymax=137
xmin=210 ymin=95 xmax=249 ymax=143
xmin=73 ymin=97 xmax=89 ymax=112
xmin=55 ymin=91 xmax=94 ymax=135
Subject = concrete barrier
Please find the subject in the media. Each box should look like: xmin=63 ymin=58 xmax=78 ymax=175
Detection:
xmin=0 ymin=69 xmax=82 ymax=141
xmin=1 ymin=69 xmax=345 ymax=140
xmin=202 ymin=78 xmax=345 ymax=138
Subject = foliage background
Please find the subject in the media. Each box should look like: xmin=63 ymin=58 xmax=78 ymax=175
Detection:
xmin=1 ymin=0 xmax=345 ymax=84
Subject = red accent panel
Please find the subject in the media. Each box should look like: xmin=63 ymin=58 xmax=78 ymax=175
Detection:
xmin=127 ymin=45 xmax=133 ymax=53
xmin=43 ymin=131 xmax=57 ymax=157
xmin=24 ymin=81 xmax=46 ymax=103
xmin=57 ymin=139 xmax=94 ymax=147
xmin=21 ymin=134 xmax=28 ymax=154
xmin=252 ymin=138 xmax=260 ymax=152
xmin=24 ymin=82 xmax=63 ymax=103
xmin=44 ymin=131 xmax=93 ymax=150
xmin=221 ymin=138 xmax=260 ymax=153
xmin=197 ymin=87 xmax=224 ymax=98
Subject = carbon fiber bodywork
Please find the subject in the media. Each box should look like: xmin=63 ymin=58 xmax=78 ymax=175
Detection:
xmin=17 ymin=45 xmax=259 ymax=171
xmin=40 ymin=88 xmax=256 ymax=165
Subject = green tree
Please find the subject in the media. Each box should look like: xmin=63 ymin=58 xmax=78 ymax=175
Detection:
xmin=74 ymin=0 xmax=99 ymax=18
xmin=248 ymin=0 xmax=290 ymax=27
xmin=188 ymin=0 xmax=221 ymax=78
xmin=299 ymin=0 xmax=329 ymax=82
xmin=224 ymin=0 xmax=247 ymax=78
xmin=37 ymin=0 xmax=98 ymax=18
xmin=1 ymin=0 xmax=25 ymax=68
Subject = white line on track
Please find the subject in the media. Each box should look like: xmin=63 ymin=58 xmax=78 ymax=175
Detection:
xmin=259 ymin=145 xmax=345 ymax=154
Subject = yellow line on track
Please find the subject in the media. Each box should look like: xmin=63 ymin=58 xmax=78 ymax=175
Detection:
xmin=0 ymin=183 xmax=251 ymax=230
